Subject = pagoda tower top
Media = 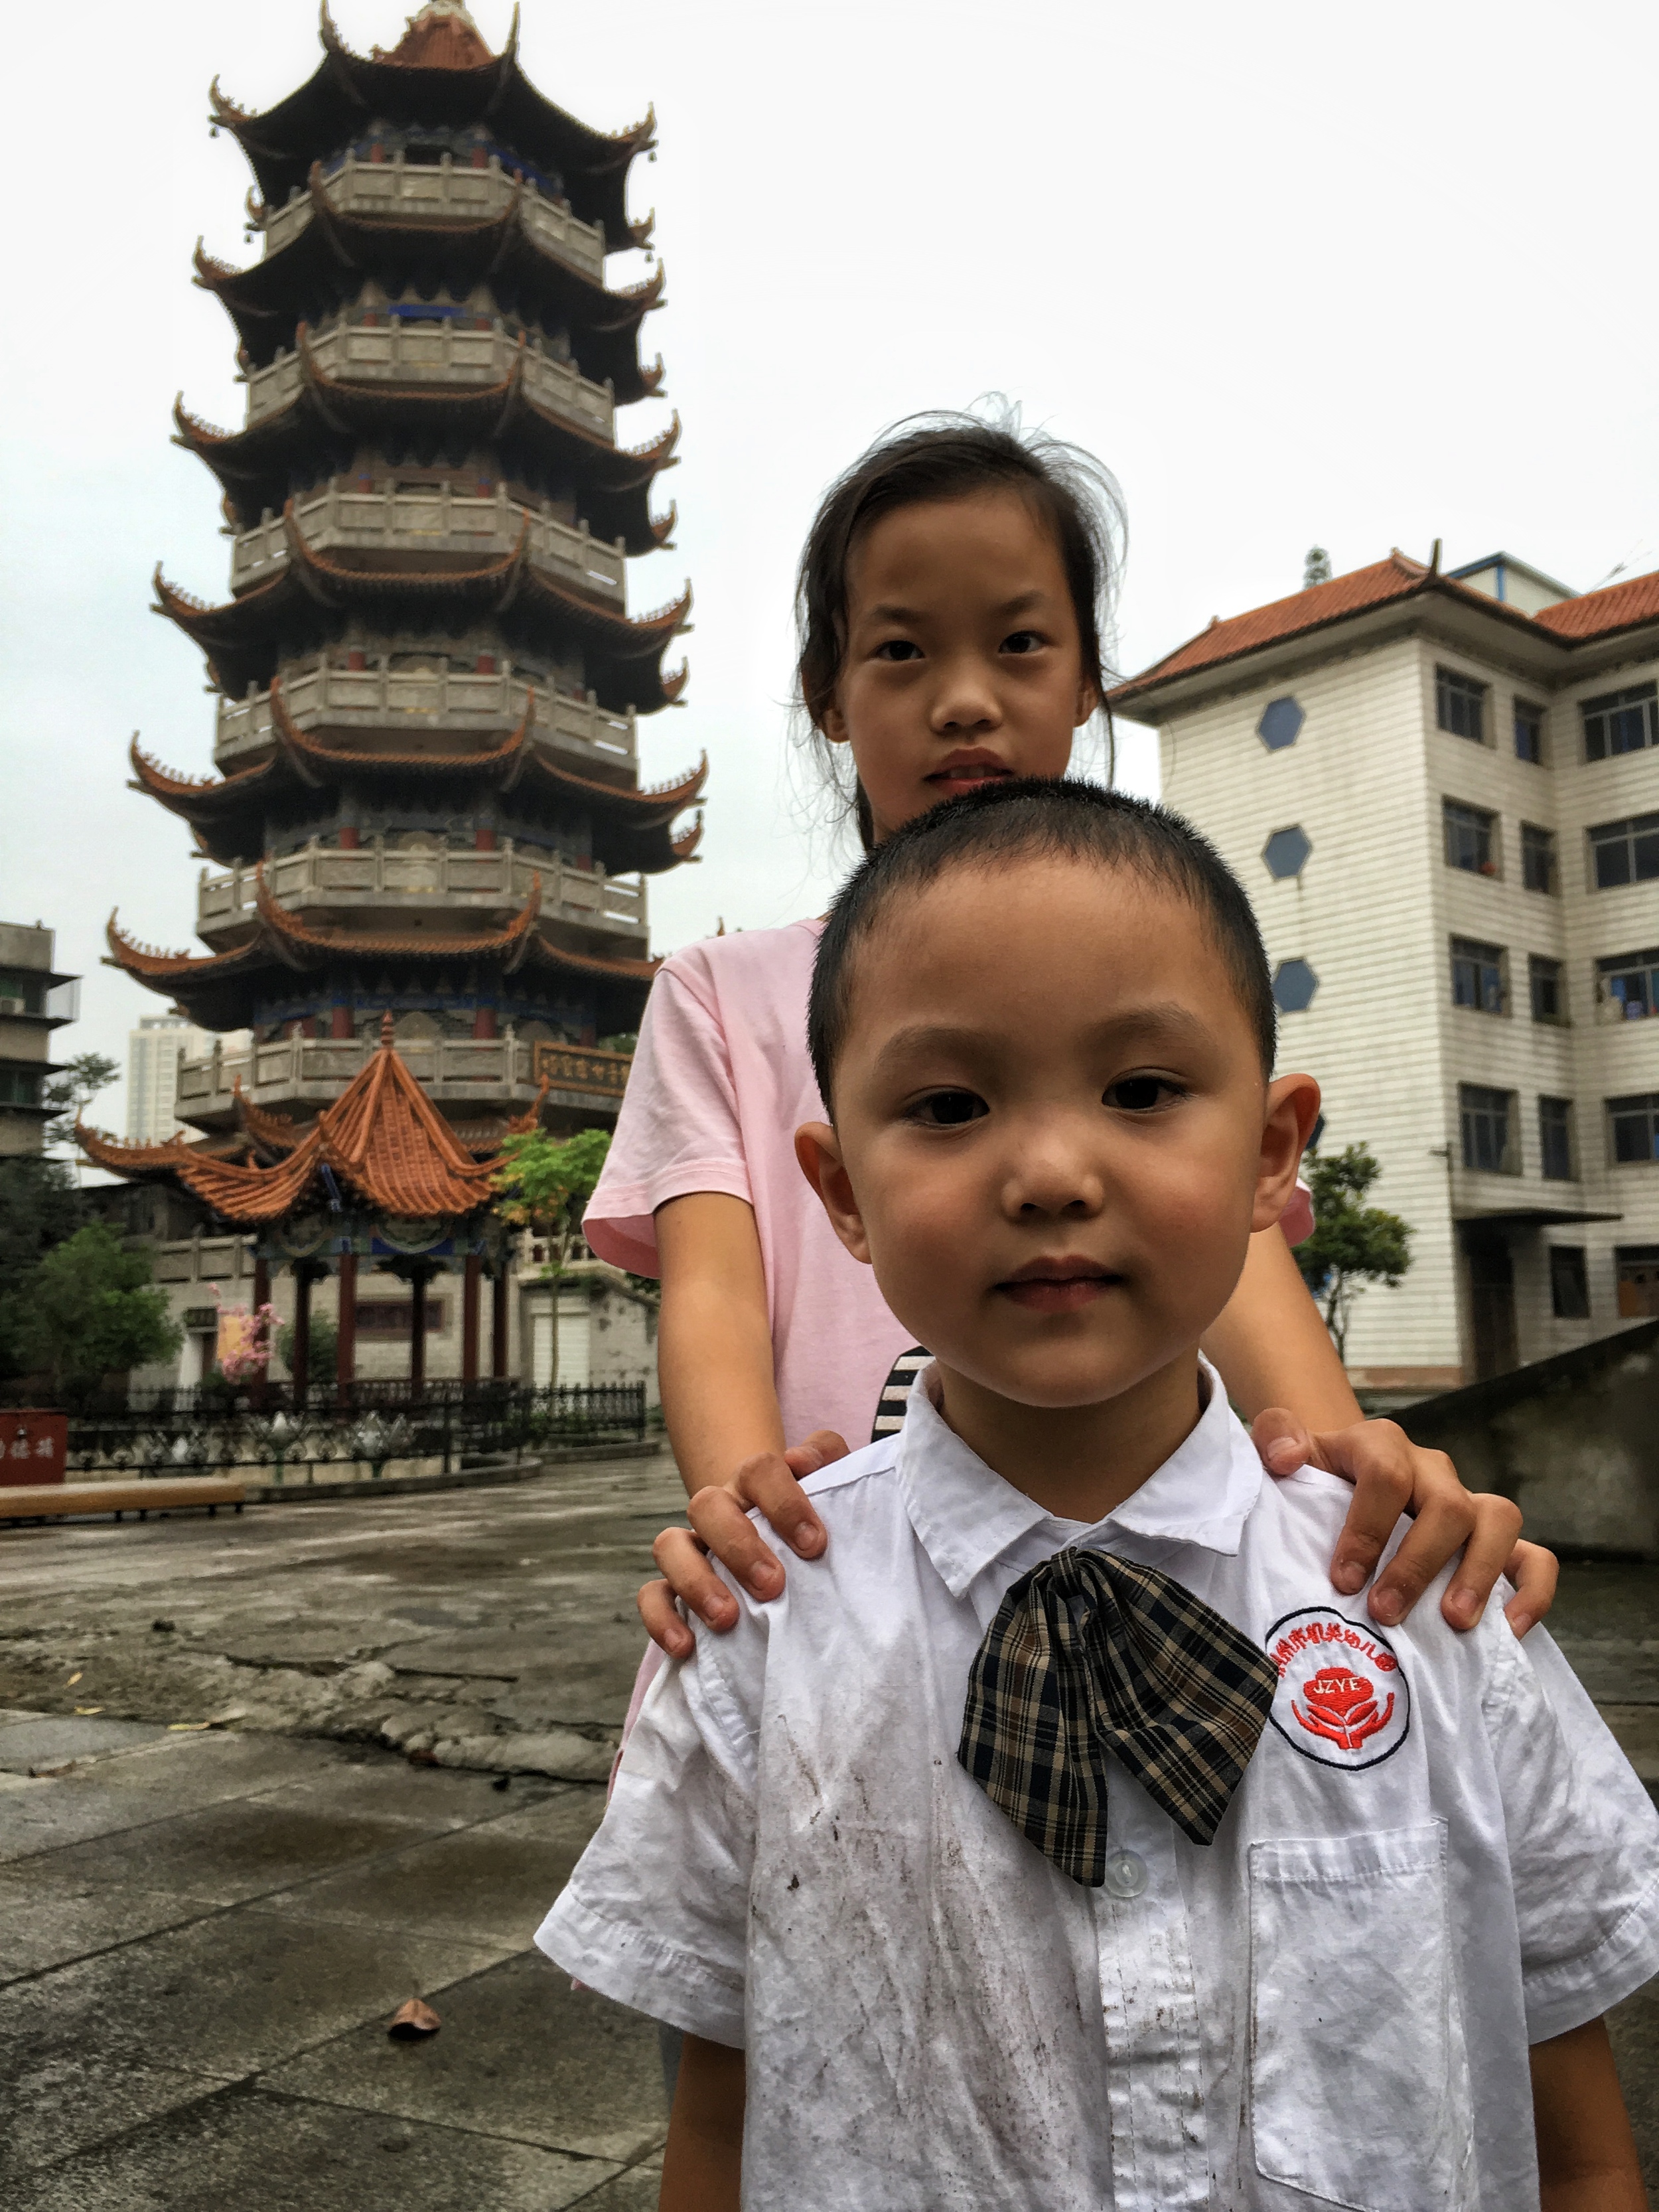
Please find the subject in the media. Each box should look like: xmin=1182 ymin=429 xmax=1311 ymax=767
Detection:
xmin=374 ymin=3 xmax=494 ymax=71
xmin=209 ymin=4 xmax=656 ymax=248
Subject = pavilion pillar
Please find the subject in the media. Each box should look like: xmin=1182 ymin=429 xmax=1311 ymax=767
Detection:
xmin=252 ymin=1254 xmax=271 ymax=1405
xmin=291 ymin=1264 xmax=314 ymax=1406
xmin=409 ymin=1267 xmax=429 ymax=1393
xmin=336 ymin=1252 xmax=358 ymax=1405
xmin=462 ymin=1254 xmax=481 ymax=1386
xmin=491 ymin=1268 xmax=509 ymax=1379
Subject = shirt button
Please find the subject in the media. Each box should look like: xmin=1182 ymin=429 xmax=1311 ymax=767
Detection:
xmin=1101 ymin=1849 xmax=1148 ymax=1899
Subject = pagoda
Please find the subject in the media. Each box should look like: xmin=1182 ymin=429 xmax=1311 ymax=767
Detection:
xmin=109 ymin=0 xmax=705 ymax=1144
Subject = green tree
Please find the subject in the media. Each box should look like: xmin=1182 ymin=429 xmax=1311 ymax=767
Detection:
xmin=9 ymin=1224 xmax=184 ymax=1406
xmin=45 ymin=1051 xmax=120 ymax=1163
xmin=492 ymin=1126 xmax=613 ymax=1275
xmin=0 ymin=1159 xmax=88 ymax=1379
xmin=1295 ymin=1143 xmax=1414 ymax=1363
xmin=276 ymin=1312 xmax=338 ymax=1380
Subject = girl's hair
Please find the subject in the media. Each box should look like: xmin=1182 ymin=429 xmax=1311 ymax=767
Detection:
xmin=794 ymin=405 xmax=1127 ymax=848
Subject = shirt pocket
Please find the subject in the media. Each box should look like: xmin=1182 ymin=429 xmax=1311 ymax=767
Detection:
xmin=1249 ymin=1822 xmax=1475 ymax=2212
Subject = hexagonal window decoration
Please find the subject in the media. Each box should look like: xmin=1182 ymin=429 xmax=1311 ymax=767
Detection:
xmin=1271 ymin=958 xmax=1319 ymax=1014
xmin=1263 ymin=825 xmax=1312 ymax=880
xmin=1258 ymin=696 xmax=1304 ymax=751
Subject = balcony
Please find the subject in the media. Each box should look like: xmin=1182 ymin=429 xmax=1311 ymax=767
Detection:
xmin=230 ymin=482 xmax=626 ymax=602
xmin=196 ymin=839 xmax=646 ymax=948
xmin=246 ymin=313 xmax=615 ymax=441
xmin=175 ymin=1033 xmax=632 ymax=1128
xmin=261 ymin=153 xmax=607 ymax=281
xmin=214 ymin=662 xmax=637 ymax=775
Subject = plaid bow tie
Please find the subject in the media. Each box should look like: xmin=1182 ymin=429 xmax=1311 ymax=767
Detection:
xmin=959 ymin=1548 xmax=1277 ymax=1885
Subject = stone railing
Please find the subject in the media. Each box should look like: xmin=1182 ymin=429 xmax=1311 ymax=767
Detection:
xmin=214 ymin=663 xmax=638 ymax=773
xmin=196 ymin=840 xmax=646 ymax=942
xmin=231 ymin=482 xmax=626 ymax=601
xmin=176 ymin=1032 xmax=632 ymax=1122
xmin=261 ymin=153 xmax=607 ymax=279
xmin=245 ymin=313 xmax=616 ymax=440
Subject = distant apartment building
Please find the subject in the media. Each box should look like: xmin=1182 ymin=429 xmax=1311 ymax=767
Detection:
xmin=125 ymin=1016 xmax=216 ymax=1144
xmin=1111 ymin=550 xmax=1659 ymax=1392
xmin=0 ymin=923 xmax=80 ymax=1157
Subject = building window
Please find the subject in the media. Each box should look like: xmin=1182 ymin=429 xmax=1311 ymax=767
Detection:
xmin=1550 ymin=1245 xmax=1590 ymax=1318
xmin=1451 ymin=936 xmax=1506 ymax=1013
xmin=1529 ymin=954 xmax=1566 ymax=1025
xmin=1581 ymin=681 xmax=1658 ymax=761
xmin=1588 ymin=813 xmax=1659 ymax=891
xmin=1437 ymin=666 xmax=1488 ymax=743
xmin=1609 ymin=1093 xmax=1659 ymax=1165
xmin=1597 ymin=946 xmax=1659 ymax=1022
xmin=1262 ymin=825 xmax=1312 ymax=879
xmin=1271 ymin=958 xmax=1319 ymax=1013
xmin=1617 ymin=1246 xmax=1659 ymax=1318
xmin=0 ymin=1068 xmax=42 ymax=1108
xmin=1258 ymin=697 xmax=1305 ymax=751
xmin=1460 ymin=1084 xmax=1518 ymax=1173
xmin=1538 ymin=1094 xmax=1576 ymax=1180
xmin=0 ymin=973 xmax=43 ymax=1016
xmin=1443 ymin=800 xmax=1498 ymax=875
xmin=1514 ymin=700 xmax=1546 ymax=764
xmin=1520 ymin=823 xmax=1557 ymax=894
xmin=355 ymin=1299 xmax=449 ymax=1336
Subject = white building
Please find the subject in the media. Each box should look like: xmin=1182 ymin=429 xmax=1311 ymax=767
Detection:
xmin=1112 ymin=548 xmax=1659 ymax=1395
xmin=125 ymin=1017 xmax=226 ymax=1143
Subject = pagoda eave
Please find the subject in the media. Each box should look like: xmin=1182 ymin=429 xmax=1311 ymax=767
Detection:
xmin=212 ymin=21 xmax=650 ymax=244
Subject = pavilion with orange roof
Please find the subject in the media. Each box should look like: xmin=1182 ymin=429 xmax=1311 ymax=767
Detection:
xmin=79 ymin=1017 xmax=538 ymax=1396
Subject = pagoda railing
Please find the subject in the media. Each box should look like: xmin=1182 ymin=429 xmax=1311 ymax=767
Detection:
xmin=260 ymin=152 xmax=608 ymax=280
xmin=231 ymin=482 xmax=627 ymax=603
xmin=215 ymin=664 xmax=638 ymax=773
xmin=196 ymin=840 xmax=646 ymax=942
xmin=245 ymin=313 xmax=615 ymax=440
xmin=175 ymin=1034 xmax=633 ymax=1122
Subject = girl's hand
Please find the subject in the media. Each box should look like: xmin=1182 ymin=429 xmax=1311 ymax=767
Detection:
xmin=640 ymin=1432 xmax=843 ymax=1659
xmin=1250 ymin=1408 xmax=1557 ymax=1638
xmin=640 ymin=1415 xmax=1557 ymax=1653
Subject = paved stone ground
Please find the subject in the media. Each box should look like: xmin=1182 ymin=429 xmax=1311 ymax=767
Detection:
xmin=1 ymin=1469 xmax=1654 ymax=2203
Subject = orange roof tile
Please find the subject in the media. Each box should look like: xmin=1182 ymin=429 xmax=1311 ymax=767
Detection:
xmin=78 ymin=1015 xmax=502 ymax=1225
xmin=1110 ymin=555 xmax=1431 ymax=705
xmin=1533 ymin=567 xmax=1659 ymax=638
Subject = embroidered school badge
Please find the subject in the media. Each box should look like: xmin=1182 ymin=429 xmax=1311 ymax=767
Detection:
xmin=1263 ymin=1606 xmax=1411 ymax=1771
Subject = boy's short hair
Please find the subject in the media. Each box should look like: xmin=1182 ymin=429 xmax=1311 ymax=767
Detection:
xmin=808 ymin=779 xmax=1277 ymax=1107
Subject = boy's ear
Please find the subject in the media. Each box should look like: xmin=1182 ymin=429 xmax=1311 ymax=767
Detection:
xmin=794 ymin=1120 xmax=872 ymax=1264
xmin=1252 ymin=1072 xmax=1322 ymax=1234
xmin=1074 ymin=678 xmax=1100 ymax=728
xmin=820 ymin=696 xmax=850 ymax=747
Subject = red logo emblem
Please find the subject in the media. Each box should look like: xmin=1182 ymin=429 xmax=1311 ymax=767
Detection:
xmin=1264 ymin=1607 xmax=1411 ymax=1771
xmin=1293 ymin=1666 xmax=1396 ymax=1753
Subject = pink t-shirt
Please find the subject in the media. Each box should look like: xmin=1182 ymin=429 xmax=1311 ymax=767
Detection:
xmin=586 ymin=920 xmax=914 ymax=1451
xmin=585 ymin=917 xmax=1315 ymax=1453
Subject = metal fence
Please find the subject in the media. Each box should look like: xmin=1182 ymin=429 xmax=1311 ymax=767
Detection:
xmin=12 ymin=1382 xmax=648 ymax=1481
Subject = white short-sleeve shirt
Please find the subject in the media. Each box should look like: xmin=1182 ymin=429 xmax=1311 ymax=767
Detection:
xmin=538 ymin=1368 xmax=1659 ymax=2211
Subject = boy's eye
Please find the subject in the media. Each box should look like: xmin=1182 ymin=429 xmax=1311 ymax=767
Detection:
xmin=873 ymin=638 xmax=923 ymax=662
xmin=909 ymin=1089 xmax=987 ymax=1128
xmin=1001 ymin=629 xmax=1045 ymax=656
xmin=1103 ymin=1075 xmax=1183 ymax=1113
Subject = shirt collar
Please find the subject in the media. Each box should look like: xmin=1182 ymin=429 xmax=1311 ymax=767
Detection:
xmin=895 ymin=1357 xmax=1262 ymax=1600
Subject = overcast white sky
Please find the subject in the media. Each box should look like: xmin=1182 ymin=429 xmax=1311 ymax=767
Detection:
xmin=7 ymin=0 xmax=1659 ymax=1138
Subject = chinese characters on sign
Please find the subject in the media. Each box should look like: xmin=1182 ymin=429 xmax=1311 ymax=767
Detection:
xmin=1 ymin=1412 xmax=68 ymax=1487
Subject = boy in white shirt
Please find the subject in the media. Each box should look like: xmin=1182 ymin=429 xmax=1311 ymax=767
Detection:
xmin=540 ymin=778 xmax=1656 ymax=2211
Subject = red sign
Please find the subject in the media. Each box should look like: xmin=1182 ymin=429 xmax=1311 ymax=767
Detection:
xmin=1 ymin=1411 xmax=68 ymax=1486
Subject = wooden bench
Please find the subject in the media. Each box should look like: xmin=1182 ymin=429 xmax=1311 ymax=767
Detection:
xmin=0 ymin=1476 xmax=246 ymax=1524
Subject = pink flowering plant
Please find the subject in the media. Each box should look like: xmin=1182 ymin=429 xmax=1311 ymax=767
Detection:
xmin=211 ymin=1288 xmax=277 ymax=1382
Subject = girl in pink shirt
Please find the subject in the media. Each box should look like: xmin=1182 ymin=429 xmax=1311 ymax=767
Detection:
xmin=587 ymin=413 xmax=1555 ymax=1670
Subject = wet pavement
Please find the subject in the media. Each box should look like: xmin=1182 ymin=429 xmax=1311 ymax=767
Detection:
xmin=0 ymin=1468 xmax=1654 ymax=2204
